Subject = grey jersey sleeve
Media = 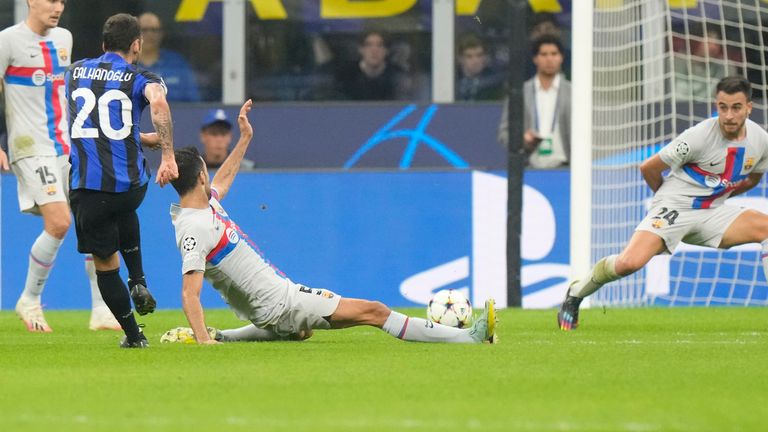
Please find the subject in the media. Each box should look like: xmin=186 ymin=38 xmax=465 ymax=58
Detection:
xmin=751 ymin=125 xmax=768 ymax=174
xmin=177 ymin=222 xmax=213 ymax=274
xmin=659 ymin=129 xmax=697 ymax=169
xmin=0 ymin=30 xmax=10 ymax=79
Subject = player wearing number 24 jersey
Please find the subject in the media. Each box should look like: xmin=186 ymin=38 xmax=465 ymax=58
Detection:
xmin=558 ymin=76 xmax=768 ymax=331
xmin=65 ymin=13 xmax=178 ymax=348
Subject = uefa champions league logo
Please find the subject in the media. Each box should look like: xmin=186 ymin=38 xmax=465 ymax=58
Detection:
xmin=344 ymin=105 xmax=469 ymax=169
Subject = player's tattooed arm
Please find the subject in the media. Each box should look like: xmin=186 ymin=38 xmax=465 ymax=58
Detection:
xmin=146 ymin=83 xmax=173 ymax=153
xmin=640 ymin=154 xmax=670 ymax=193
xmin=145 ymin=82 xmax=179 ymax=186
xmin=212 ymin=99 xmax=254 ymax=201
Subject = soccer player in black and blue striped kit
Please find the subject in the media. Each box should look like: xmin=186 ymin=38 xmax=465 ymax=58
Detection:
xmin=65 ymin=13 xmax=178 ymax=348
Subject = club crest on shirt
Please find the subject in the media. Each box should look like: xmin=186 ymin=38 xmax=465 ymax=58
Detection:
xmin=57 ymin=48 xmax=68 ymax=62
xmin=182 ymin=236 xmax=197 ymax=251
xmin=226 ymin=227 xmax=240 ymax=244
xmin=704 ymin=175 xmax=721 ymax=188
xmin=674 ymin=140 xmax=690 ymax=157
xmin=745 ymin=157 xmax=755 ymax=171
xmin=31 ymin=69 xmax=46 ymax=86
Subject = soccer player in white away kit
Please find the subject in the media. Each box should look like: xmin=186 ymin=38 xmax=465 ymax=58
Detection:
xmin=0 ymin=0 xmax=119 ymax=331
xmin=165 ymin=100 xmax=497 ymax=345
xmin=558 ymin=76 xmax=768 ymax=330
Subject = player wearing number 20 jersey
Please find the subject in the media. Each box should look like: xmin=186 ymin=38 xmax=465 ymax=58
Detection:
xmin=65 ymin=13 xmax=178 ymax=348
xmin=66 ymin=52 xmax=165 ymax=192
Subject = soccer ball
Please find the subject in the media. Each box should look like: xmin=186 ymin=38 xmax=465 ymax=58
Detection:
xmin=426 ymin=289 xmax=473 ymax=328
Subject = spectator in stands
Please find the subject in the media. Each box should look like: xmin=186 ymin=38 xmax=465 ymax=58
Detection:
xmin=200 ymin=109 xmax=255 ymax=171
xmin=456 ymin=33 xmax=503 ymax=101
xmin=527 ymin=12 xmax=571 ymax=80
xmin=498 ymin=34 xmax=571 ymax=169
xmin=674 ymin=25 xmax=737 ymax=102
xmin=138 ymin=12 xmax=200 ymax=102
xmin=334 ymin=30 xmax=412 ymax=100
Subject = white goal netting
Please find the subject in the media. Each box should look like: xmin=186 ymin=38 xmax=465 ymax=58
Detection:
xmin=590 ymin=0 xmax=768 ymax=306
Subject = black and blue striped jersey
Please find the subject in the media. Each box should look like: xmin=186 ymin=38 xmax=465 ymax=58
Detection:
xmin=66 ymin=52 xmax=165 ymax=192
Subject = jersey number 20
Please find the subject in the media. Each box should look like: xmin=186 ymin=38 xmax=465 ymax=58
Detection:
xmin=70 ymin=88 xmax=133 ymax=140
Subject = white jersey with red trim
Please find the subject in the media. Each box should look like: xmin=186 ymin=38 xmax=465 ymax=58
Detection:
xmin=170 ymin=191 xmax=290 ymax=326
xmin=656 ymin=117 xmax=768 ymax=209
xmin=0 ymin=22 xmax=71 ymax=162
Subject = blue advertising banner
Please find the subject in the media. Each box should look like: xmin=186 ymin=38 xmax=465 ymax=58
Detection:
xmin=142 ymin=103 xmax=507 ymax=170
xmin=0 ymin=170 xmax=571 ymax=311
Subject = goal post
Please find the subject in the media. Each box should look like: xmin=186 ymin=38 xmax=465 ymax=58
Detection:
xmin=572 ymin=0 xmax=768 ymax=307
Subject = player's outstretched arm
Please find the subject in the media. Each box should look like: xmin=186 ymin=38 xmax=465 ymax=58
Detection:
xmin=181 ymin=271 xmax=219 ymax=345
xmin=145 ymin=82 xmax=178 ymax=186
xmin=731 ymin=172 xmax=764 ymax=197
xmin=640 ymin=154 xmax=670 ymax=193
xmin=211 ymin=99 xmax=253 ymax=201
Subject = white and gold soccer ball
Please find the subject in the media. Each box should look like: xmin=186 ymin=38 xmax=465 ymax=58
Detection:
xmin=426 ymin=289 xmax=473 ymax=328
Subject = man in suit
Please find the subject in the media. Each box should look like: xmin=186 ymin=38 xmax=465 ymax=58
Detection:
xmin=498 ymin=34 xmax=571 ymax=168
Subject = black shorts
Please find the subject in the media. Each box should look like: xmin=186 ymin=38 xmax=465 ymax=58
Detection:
xmin=70 ymin=184 xmax=148 ymax=259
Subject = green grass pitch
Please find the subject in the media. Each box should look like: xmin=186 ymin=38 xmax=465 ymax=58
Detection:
xmin=0 ymin=307 xmax=765 ymax=432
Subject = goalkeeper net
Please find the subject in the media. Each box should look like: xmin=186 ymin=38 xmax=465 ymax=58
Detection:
xmin=589 ymin=0 xmax=768 ymax=306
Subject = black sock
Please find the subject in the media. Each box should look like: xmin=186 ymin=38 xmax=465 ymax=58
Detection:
xmin=96 ymin=269 xmax=141 ymax=341
xmin=121 ymin=246 xmax=145 ymax=285
xmin=117 ymin=210 xmax=145 ymax=283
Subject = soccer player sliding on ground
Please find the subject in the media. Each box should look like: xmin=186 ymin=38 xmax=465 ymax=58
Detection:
xmin=559 ymin=76 xmax=768 ymax=330
xmin=165 ymin=100 xmax=497 ymax=345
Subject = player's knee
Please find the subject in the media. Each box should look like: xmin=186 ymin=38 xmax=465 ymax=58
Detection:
xmin=755 ymin=218 xmax=768 ymax=241
xmin=45 ymin=216 xmax=70 ymax=238
xmin=614 ymin=254 xmax=644 ymax=276
xmin=366 ymin=301 xmax=391 ymax=323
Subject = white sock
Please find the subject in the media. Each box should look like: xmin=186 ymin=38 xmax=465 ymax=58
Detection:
xmin=20 ymin=231 xmax=63 ymax=303
xmin=570 ymin=254 xmax=621 ymax=298
xmin=85 ymin=255 xmax=108 ymax=310
xmin=220 ymin=324 xmax=280 ymax=342
xmin=381 ymin=311 xmax=476 ymax=343
xmin=760 ymin=240 xmax=768 ymax=286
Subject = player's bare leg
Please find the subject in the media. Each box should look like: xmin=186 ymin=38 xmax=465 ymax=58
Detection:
xmin=559 ymin=231 xmax=667 ymax=330
xmin=718 ymin=209 xmax=768 ymax=283
xmin=330 ymin=298 xmax=496 ymax=343
xmin=15 ymin=201 xmax=69 ymax=333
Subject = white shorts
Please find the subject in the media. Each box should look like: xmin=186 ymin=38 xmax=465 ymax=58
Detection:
xmin=636 ymin=203 xmax=747 ymax=253
xmin=266 ymin=284 xmax=342 ymax=337
xmin=11 ymin=155 xmax=70 ymax=215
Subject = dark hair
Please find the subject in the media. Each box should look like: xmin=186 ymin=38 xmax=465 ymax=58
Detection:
xmin=359 ymin=30 xmax=388 ymax=48
xmin=103 ymin=13 xmax=141 ymax=53
xmin=715 ymin=76 xmax=752 ymax=101
xmin=531 ymin=34 xmax=564 ymax=57
xmin=171 ymin=146 xmax=204 ymax=197
xmin=457 ymin=33 xmax=486 ymax=55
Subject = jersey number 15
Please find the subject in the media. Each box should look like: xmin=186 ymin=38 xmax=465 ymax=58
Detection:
xmin=70 ymin=88 xmax=133 ymax=141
